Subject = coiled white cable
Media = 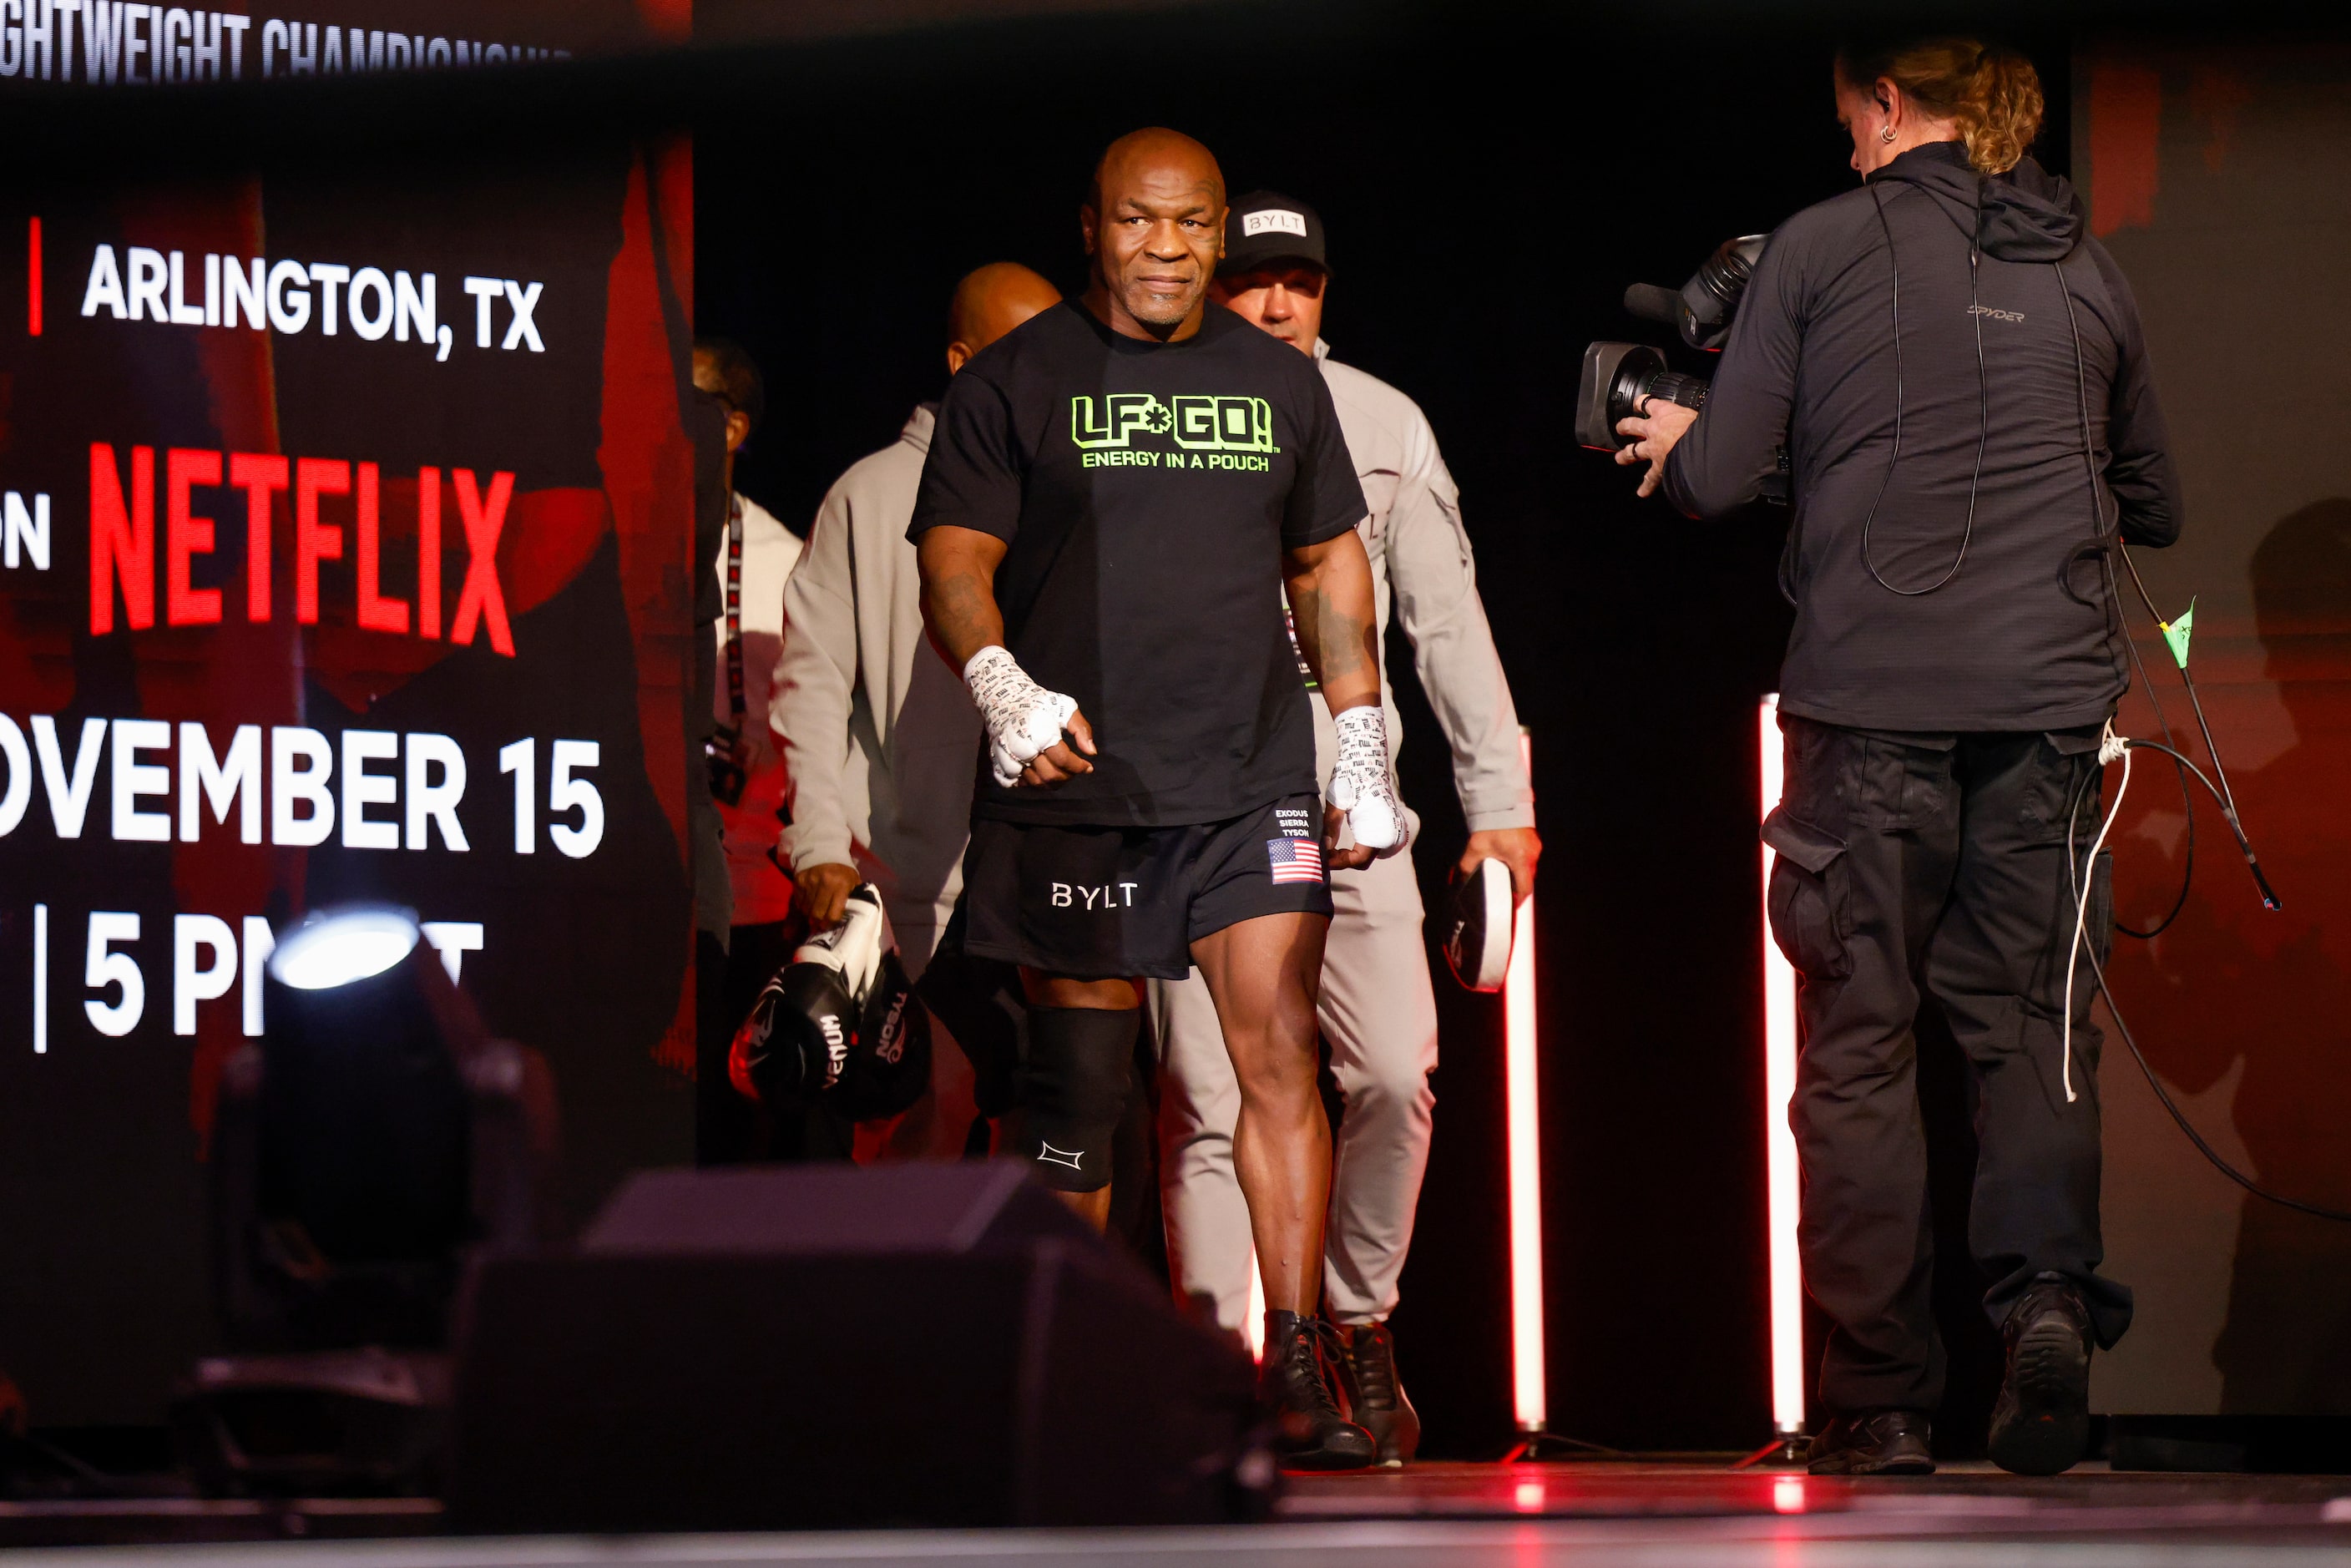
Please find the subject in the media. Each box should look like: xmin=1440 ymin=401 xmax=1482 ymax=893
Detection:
xmin=2061 ymin=722 xmax=2134 ymax=1104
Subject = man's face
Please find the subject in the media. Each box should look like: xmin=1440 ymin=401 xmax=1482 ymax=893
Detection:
xmin=1211 ymin=263 xmax=1327 ymax=355
xmin=691 ymin=350 xmax=752 ymax=455
xmin=1083 ymin=153 xmax=1224 ymax=331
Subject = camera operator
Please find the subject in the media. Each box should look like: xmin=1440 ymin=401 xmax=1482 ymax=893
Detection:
xmin=1615 ymin=38 xmax=2182 ymax=1477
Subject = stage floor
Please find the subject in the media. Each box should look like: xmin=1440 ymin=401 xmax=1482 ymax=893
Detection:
xmin=8 ymin=1461 xmax=2351 ymax=1565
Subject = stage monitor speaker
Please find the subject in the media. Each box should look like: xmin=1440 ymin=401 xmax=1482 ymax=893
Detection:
xmin=447 ymin=1161 xmax=1266 ymax=1531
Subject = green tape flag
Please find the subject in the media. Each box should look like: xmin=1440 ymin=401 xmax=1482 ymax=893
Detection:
xmin=2161 ymin=599 xmax=2196 ymax=670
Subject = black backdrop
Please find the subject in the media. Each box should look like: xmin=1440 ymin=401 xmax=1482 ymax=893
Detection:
xmin=694 ymin=3 xmax=2074 ymax=1454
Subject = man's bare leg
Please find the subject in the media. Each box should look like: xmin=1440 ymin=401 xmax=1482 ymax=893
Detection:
xmin=1191 ymin=908 xmax=1370 ymax=1468
xmin=1018 ymin=972 xmax=1138 ymax=1232
xmin=1188 ymin=912 xmax=1330 ymax=1316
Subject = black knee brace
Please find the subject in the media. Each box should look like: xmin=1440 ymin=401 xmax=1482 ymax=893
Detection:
xmin=1009 ymin=1006 xmax=1139 ymax=1193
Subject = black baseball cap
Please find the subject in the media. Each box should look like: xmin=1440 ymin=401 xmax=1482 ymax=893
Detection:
xmin=1219 ymin=190 xmax=1328 ymax=277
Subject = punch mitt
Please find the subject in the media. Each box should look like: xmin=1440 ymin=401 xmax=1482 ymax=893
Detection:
xmin=1443 ymin=857 xmax=1514 ymax=993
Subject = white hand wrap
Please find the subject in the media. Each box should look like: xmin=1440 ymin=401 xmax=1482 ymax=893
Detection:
xmin=1327 ymin=705 xmax=1405 ymax=856
xmin=963 ymin=645 xmax=1079 ymax=788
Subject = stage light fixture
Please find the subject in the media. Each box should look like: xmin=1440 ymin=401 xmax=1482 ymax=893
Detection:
xmin=1505 ymin=729 xmax=1547 ymax=1438
xmin=1759 ymin=695 xmax=1806 ymax=1442
xmin=249 ymin=900 xmax=485 ymax=1328
xmin=184 ymin=900 xmax=546 ymax=1496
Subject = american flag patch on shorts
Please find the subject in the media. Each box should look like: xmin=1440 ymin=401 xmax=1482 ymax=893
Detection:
xmin=1267 ymin=837 xmax=1324 ymax=884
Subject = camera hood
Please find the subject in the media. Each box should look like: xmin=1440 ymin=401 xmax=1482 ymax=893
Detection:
xmin=1620 ymin=235 xmax=1771 ymax=352
xmin=1575 ymin=341 xmax=1667 ymax=451
xmin=1679 ymin=234 xmax=1769 ymax=351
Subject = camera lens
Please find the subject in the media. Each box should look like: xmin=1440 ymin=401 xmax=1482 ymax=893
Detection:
xmin=1575 ymin=342 xmax=1710 ymax=452
xmin=1634 ymin=370 xmax=1710 ymax=417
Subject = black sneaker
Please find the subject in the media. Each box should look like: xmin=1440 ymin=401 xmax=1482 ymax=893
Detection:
xmin=1261 ymin=1310 xmax=1376 ymax=1471
xmin=1806 ymin=1409 xmax=1935 ymax=1474
xmin=1989 ymin=1272 xmax=2094 ymax=1475
xmin=1339 ymin=1321 xmax=1421 ymax=1467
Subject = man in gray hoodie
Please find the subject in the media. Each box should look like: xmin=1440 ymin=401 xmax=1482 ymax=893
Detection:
xmin=771 ymin=262 xmax=1062 ymax=1157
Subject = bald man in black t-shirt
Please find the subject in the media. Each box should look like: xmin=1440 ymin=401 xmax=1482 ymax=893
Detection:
xmin=911 ymin=129 xmax=1400 ymax=1469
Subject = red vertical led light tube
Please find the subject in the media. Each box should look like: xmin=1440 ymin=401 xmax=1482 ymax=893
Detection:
xmin=1506 ymin=728 xmax=1546 ymax=1435
xmin=28 ymin=216 xmax=42 ymax=336
xmin=1246 ymin=1254 xmax=1266 ymax=1363
xmin=1759 ymin=695 xmax=1805 ymax=1438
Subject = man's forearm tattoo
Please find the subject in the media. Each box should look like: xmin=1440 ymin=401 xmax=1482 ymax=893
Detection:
xmin=1294 ymin=584 xmax=1372 ymax=686
xmin=928 ymin=567 xmax=1002 ymax=661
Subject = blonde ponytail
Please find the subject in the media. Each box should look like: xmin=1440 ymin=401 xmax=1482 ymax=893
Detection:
xmin=1838 ymin=37 xmax=2045 ymax=175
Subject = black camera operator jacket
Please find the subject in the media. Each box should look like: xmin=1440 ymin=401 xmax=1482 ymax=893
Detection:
xmin=1663 ymin=139 xmax=2182 ymax=733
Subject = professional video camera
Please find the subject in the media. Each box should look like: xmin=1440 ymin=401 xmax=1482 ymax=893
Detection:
xmin=1572 ymin=234 xmax=1767 ymax=454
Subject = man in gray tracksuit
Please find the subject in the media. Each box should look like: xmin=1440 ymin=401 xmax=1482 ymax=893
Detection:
xmin=1151 ymin=193 xmax=1539 ymax=1462
xmin=771 ymin=262 xmax=1063 ymax=1157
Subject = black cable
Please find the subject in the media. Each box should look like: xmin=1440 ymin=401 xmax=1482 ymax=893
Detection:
xmin=2051 ymin=269 xmax=2272 ymax=907
xmin=2106 ymin=599 xmax=2197 ymax=939
xmin=2087 ymin=940 xmax=2351 ymax=1224
xmin=1858 ymin=183 xmax=1986 ymax=597
xmin=12 ymin=1432 xmax=138 ymax=1497
xmin=2111 ymin=548 xmax=2281 ymax=912
xmin=2055 ymin=254 xmax=2293 ymax=1188
xmin=2051 ymin=258 xmax=2202 ymax=937
xmin=1506 ymin=1431 xmax=1634 ymax=1461
xmin=2065 ymin=757 xmax=2351 ymax=1222
xmin=2121 ymin=738 xmax=2276 ymax=911
xmin=2115 ymin=546 xmax=2243 ymax=817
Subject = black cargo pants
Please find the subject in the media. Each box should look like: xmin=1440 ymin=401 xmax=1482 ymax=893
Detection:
xmin=1765 ymin=715 xmax=2135 ymax=1416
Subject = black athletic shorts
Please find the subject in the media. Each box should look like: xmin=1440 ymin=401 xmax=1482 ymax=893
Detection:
xmin=963 ymin=792 xmax=1334 ymax=980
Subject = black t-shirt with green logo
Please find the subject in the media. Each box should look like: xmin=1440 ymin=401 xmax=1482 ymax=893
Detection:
xmin=909 ymin=300 xmax=1366 ymax=827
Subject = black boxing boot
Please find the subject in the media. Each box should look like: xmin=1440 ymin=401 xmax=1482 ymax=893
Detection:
xmin=1261 ymin=1310 xmax=1375 ymax=1470
xmin=1339 ymin=1321 xmax=1421 ymax=1467
xmin=1988 ymin=1273 xmax=2095 ymax=1476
